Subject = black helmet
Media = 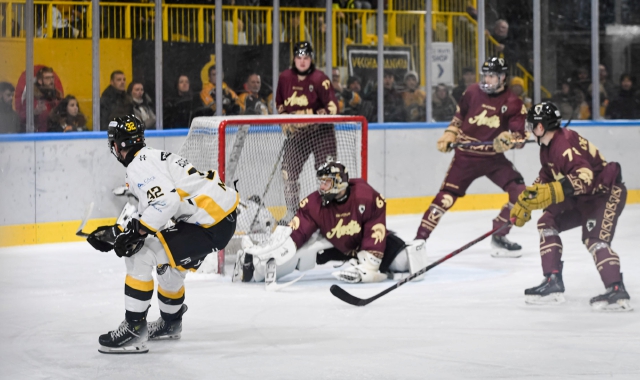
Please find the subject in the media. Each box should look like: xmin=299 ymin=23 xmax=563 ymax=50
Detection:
xmin=527 ymin=102 xmax=562 ymax=132
xmin=108 ymin=115 xmax=146 ymax=167
xmin=293 ymin=41 xmax=314 ymax=60
xmin=316 ymin=161 xmax=349 ymax=206
xmin=480 ymin=57 xmax=508 ymax=94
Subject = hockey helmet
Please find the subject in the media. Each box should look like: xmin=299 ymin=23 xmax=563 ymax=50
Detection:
xmin=527 ymin=102 xmax=562 ymax=133
xmin=480 ymin=57 xmax=508 ymax=94
xmin=293 ymin=41 xmax=314 ymax=60
xmin=316 ymin=161 xmax=349 ymax=206
xmin=108 ymin=114 xmax=146 ymax=167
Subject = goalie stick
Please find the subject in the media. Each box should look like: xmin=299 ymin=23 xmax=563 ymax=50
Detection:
xmin=248 ymin=138 xmax=287 ymax=230
xmin=330 ymin=218 xmax=515 ymax=307
xmin=75 ymin=202 xmax=95 ymax=238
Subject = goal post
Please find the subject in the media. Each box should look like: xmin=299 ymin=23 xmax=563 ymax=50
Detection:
xmin=178 ymin=114 xmax=368 ymax=275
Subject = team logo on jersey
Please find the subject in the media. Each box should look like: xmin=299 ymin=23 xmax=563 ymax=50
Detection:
xmin=501 ymin=105 xmax=508 ymax=114
xmin=160 ymin=152 xmax=172 ymax=161
xmin=309 ymin=85 xmax=314 ymax=92
xmin=576 ymin=168 xmax=594 ymax=186
xmin=156 ymin=264 xmax=169 ymax=275
xmin=284 ymin=91 xmax=309 ymax=107
xmin=358 ymin=204 xmax=365 ymax=214
xmin=586 ymin=219 xmax=596 ymax=232
xmin=371 ymin=223 xmax=386 ymax=244
xmin=468 ymin=110 xmax=501 ymax=128
xmin=326 ymin=219 xmax=361 ymax=239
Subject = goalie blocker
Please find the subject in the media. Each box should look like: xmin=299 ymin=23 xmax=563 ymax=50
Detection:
xmin=232 ymin=162 xmax=428 ymax=285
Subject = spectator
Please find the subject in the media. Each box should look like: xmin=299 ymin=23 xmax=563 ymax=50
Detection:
xmin=237 ymin=72 xmax=272 ymax=115
xmin=431 ymin=83 xmax=457 ymax=122
xmin=36 ymin=4 xmax=80 ymax=38
xmin=452 ymin=67 xmax=475 ymax=103
xmin=574 ymin=66 xmax=608 ymax=117
xmin=100 ymin=70 xmax=132 ymax=130
xmin=0 ymin=82 xmax=20 ymax=134
xmin=127 ymin=81 xmax=156 ymax=130
xmin=599 ymin=64 xmax=616 ymax=101
xmin=332 ymin=67 xmax=346 ymax=113
xmin=551 ymin=78 xmax=589 ymax=120
xmin=163 ymin=75 xmax=206 ymax=129
xmin=20 ymin=66 xmax=63 ymax=132
xmin=47 ymin=95 xmax=86 ymax=132
xmin=341 ymin=76 xmax=375 ymax=121
xmin=401 ymin=71 xmax=426 ymax=122
xmin=200 ymin=65 xmax=240 ymax=116
xmin=490 ymin=20 xmax=518 ymax=66
xmin=509 ymin=77 xmax=532 ymax=110
xmin=381 ymin=70 xmax=405 ymax=122
xmin=606 ymin=74 xmax=640 ymax=120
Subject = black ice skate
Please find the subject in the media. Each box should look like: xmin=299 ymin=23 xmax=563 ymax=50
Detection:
xmin=148 ymin=304 xmax=189 ymax=340
xmin=232 ymin=250 xmax=254 ymax=283
xmin=525 ymin=272 xmax=565 ymax=305
xmin=98 ymin=319 xmax=148 ymax=354
xmin=490 ymin=235 xmax=522 ymax=258
xmin=590 ymin=276 xmax=633 ymax=312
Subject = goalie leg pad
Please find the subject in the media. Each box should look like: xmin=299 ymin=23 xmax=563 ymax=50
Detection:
xmin=388 ymin=239 xmax=428 ymax=281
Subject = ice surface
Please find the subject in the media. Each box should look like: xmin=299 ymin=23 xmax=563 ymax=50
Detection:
xmin=1 ymin=207 xmax=639 ymax=380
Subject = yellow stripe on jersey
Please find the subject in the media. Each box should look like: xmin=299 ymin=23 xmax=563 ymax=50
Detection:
xmin=125 ymin=275 xmax=154 ymax=292
xmin=139 ymin=219 xmax=157 ymax=233
xmin=156 ymin=231 xmax=177 ymax=268
xmin=157 ymin=285 xmax=185 ymax=300
xmin=176 ymin=188 xmax=190 ymax=201
xmin=194 ymin=193 xmax=240 ymax=228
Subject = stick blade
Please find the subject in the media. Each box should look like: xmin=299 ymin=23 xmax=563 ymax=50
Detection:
xmin=330 ymin=284 xmax=369 ymax=307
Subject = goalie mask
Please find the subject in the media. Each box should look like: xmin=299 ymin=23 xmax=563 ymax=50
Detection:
xmin=480 ymin=57 xmax=508 ymax=94
xmin=316 ymin=162 xmax=349 ymax=206
xmin=526 ymin=102 xmax=562 ymax=145
xmin=108 ymin=114 xmax=146 ymax=167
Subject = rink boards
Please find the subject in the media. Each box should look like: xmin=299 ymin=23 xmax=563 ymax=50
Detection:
xmin=0 ymin=121 xmax=638 ymax=246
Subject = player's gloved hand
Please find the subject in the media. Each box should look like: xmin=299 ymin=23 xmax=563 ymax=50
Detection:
xmin=509 ymin=199 xmax=532 ymax=227
xmin=437 ymin=125 xmax=459 ymax=153
xmin=519 ymin=182 xmax=565 ymax=211
xmin=332 ymin=250 xmax=387 ymax=283
xmin=493 ymin=131 xmax=514 ymax=153
xmin=87 ymin=224 xmax=122 ymax=252
xmin=113 ymin=219 xmax=146 ymax=258
xmin=513 ymin=131 xmax=529 ymax=149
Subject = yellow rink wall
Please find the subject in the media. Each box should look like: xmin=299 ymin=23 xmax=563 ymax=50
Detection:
xmin=0 ymin=39 xmax=133 ymax=129
xmin=1 ymin=191 xmax=638 ymax=248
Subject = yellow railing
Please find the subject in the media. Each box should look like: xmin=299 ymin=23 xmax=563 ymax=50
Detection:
xmin=1 ymin=0 xmax=542 ymax=94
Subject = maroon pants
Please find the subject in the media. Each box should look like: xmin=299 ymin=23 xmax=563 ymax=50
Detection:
xmin=281 ymin=125 xmax=337 ymax=215
xmin=416 ymin=152 xmax=525 ymax=240
xmin=537 ymin=183 xmax=626 ymax=287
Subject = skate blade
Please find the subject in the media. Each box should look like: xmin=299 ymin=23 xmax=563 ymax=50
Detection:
xmin=264 ymin=258 xmax=276 ymax=286
xmin=591 ymin=299 xmax=633 ymax=312
xmin=525 ymin=293 xmax=566 ymax=305
xmin=490 ymin=247 xmax=522 ymax=258
xmin=149 ymin=334 xmax=181 ymax=341
xmin=98 ymin=343 xmax=149 ymax=354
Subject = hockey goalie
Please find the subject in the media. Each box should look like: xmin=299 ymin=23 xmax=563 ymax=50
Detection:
xmin=232 ymin=161 xmax=429 ymax=286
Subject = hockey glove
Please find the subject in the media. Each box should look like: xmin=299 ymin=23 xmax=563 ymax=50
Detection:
xmin=437 ymin=125 xmax=459 ymax=153
xmin=493 ymin=131 xmax=514 ymax=153
xmin=519 ymin=182 xmax=565 ymax=211
xmin=509 ymin=200 xmax=532 ymax=227
xmin=113 ymin=219 xmax=146 ymax=258
xmin=332 ymin=250 xmax=387 ymax=284
xmin=87 ymin=224 xmax=122 ymax=252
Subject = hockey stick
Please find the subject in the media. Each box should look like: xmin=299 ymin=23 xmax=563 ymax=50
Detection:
xmin=248 ymin=137 xmax=287 ymax=231
xmin=225 ymin=124 xmax=250 ymax=186
xmin=449 ymin=139 xmax=536 ymax=148
xmin=330 ymin=218 xmax=515 ymax=307
xmin=75 ymin=202 xmax=95 ymax=238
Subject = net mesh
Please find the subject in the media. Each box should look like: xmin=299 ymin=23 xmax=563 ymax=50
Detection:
xmin=178 ymin=115 xmax=366 ymax=239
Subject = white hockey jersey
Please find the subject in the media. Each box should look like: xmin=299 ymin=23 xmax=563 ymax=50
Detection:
xmin=125 ymin=146 xmax=239 ymax=233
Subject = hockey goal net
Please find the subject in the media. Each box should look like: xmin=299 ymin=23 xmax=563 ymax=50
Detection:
xmin=178 ymin=114 xmax=368 ymax=274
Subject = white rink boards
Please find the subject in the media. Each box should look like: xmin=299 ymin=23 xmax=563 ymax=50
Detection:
xmin=0 ymin=207 xmax=639 ymax=379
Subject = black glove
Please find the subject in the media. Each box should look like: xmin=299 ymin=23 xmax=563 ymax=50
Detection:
xmin=87 ymin=225 xmax=122 ymax=252
xmin=113 ymin=219 xmax=146 ymax=258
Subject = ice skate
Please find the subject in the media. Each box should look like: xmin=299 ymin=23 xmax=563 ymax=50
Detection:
xmin=490 ymin=235 xmax=522 ymax=258
xmin=232 ymin=246 xmax=255 ymax=283
xmin=524 ymin=272 xmax=565 ymax=305
xmin=590 ymin=276 xmax=633 ymax=312
xmin=148 ymin=304 xmax=188 ymax=340
xmin=98 ymin=319 xmax=148 ymax=354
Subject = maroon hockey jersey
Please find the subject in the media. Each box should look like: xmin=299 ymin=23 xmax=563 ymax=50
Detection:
xmin=276 ymin=68 xmax=339 ymax=115
xmin=453 ymin=83 xmax=527 ymax=155
xmin=289 ymin=179 xmax=387 ymax=258
xmin=537 ymin=128 xmax=621 ymax=196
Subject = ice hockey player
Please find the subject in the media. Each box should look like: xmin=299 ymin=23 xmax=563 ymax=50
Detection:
xmin=415 ymin=57 xmax=528 ymax=258
xmin=511 ymin=102 xmax=632 ymax=311
xmin=232 ymin=162 xmax=428 ymax=285
xmin=276 ymin=41 xmax=340 ymax=224
xmin=86 ymin=115 xmax=239 ymax=353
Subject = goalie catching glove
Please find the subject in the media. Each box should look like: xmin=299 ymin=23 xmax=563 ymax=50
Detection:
xmin=113 ymin=219 xmax=147 ymax=258
xmin=332 ymin=250 xmax=387 ymax=284
xmin=87 ymin=224 xmax=123 ymax=252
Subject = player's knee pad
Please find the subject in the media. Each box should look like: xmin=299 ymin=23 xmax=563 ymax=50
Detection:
xmin=434 ymin=191 xmax=458 ymax=210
